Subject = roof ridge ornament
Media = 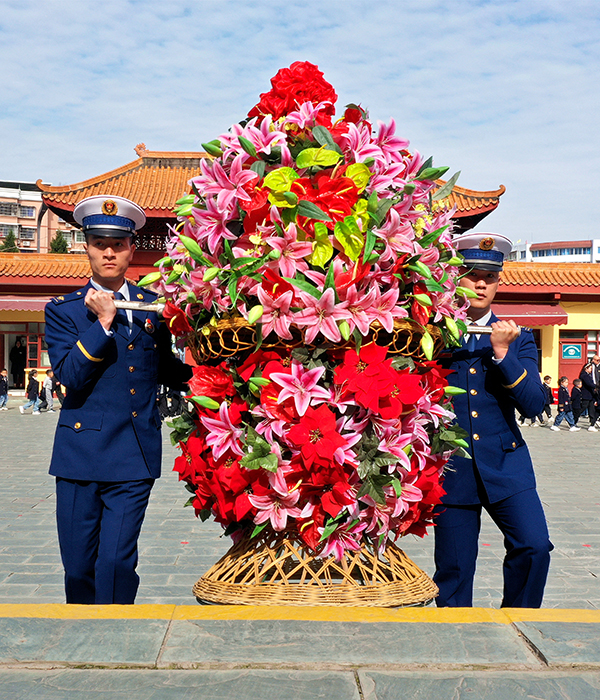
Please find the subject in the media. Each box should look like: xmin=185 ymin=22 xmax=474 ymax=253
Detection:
xmin=134 ymin=143 xmax=148 ymax=157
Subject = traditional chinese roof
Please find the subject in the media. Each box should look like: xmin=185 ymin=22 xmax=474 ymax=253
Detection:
xmin=0 ymin=253 xmax=91 ymax=279
xmin=37 ymin=145 xmax=504 ymax=236
xmin=497 ymin=262 xmax=600 ymax=302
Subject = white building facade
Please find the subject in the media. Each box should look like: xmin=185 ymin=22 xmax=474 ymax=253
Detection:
xmin=508 ymin=240 xmax=600 ymax=263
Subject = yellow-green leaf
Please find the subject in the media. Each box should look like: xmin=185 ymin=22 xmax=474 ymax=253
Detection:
xmin=263 ymin=167 xmax=299 ymax=192
xmin=345 ymin=163 xmax=371 ymax=192
xmin=309 ymin=222 xmax=334 ymax=267
xmin=334 ymin=216 xmax=365 ymax=262
xmin=296 ymin=147 xmax=342 ymax=169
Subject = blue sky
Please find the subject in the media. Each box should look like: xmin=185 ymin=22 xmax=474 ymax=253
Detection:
xmin=1 ymin=0 xmax=599 ymax=243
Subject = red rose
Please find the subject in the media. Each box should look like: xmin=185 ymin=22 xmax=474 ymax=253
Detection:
xmin=248 ymin=61 xmax=338 ymax=125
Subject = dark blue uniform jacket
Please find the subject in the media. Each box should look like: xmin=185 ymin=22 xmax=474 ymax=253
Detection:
xmin=440 ymin=314 xmax=546 ymax=506
xmin=45 ymin=281 xmax=191 ymax=482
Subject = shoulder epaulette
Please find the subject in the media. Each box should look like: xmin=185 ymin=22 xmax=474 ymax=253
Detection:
xmin=51 ymin=288 xmax=87 ymax=305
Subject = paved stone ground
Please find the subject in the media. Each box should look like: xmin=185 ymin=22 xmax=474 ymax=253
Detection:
xmin=0 ymin=397 xmax=598 ymax=608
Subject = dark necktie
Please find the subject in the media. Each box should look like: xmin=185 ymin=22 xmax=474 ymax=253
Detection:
xmin=113 ymin=292 xmax=129 ymax=333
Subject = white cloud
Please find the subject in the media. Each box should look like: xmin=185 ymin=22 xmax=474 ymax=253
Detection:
xmin=1 ymin=0 xmax=599 ymax=241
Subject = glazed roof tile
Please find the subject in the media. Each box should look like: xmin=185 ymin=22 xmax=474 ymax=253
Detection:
xmin=0 ymin=253 xmax=90 ymax=279
xmin=500 ymin=262 xmax=600 ymax=288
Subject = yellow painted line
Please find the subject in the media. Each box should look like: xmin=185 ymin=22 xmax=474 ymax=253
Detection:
xmin=0 ymin=604 xmax=176 ymax=620
xmin=172 ymin=605 xmax=511 ymax=624
xmin=504 ymin=608 xmax=600 ymax=624
xmin=0 ymin=604 xmax=597 ymax=624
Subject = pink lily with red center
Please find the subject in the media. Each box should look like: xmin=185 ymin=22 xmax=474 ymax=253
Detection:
xmin=339 ymin=122 xmax=383 ymax=163
xmin=339 ymin=285 xmax=377 ymax=336
xmin=374 ymin=119 xmax=410 ymax=165
xmin=367 ymin=286 xmax=407 ymax=332
xmin=372 ymin=208 xmax=415 ymax=262
xmin=191 ymin=196 xmax=238 ymax=255
xmin=256 ymin=286 xmax=295 ymax=340
xmin=221 ymin=115 xmax=289 ymax=159
xmin=270 ymin=360 xmax=331 ymax=416
xmin=283 ymin=100 xmax=334 ymax=130
xmin=199 ymin=402 xmax=244 ymax=460
xmin=265 ymin=223 xmax=312 ymax=278
xmin=192 ymin=154 xmax=258 ymax=213
xmin=377 ymin=429 xmax=412 ymax=472
xmin=248 ymin=469 xmax=303 ymax=531
xmin=320 ymin=520 xmax=367 ymax=561
xmin=295 ymin=288 xmax=350 ymax=344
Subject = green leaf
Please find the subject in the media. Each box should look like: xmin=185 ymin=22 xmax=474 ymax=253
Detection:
xmin=334 ymin=216 xmax=364 ymax=262
xmin=424 ymin=279 xmax=445 ymax=293
xmin=251 ymin=522 xmax=268 ymax=539
xmin=238 ymin=136 xmax=258 ymax=159
xmin=311 ymin=125 xmax=343 ymax=154
xmin=357 ymin=474 xmax=393 ymax=504
xmin=137 ymin=270 xmax=162 ymax=287
xmin=416 ymin=156 xmax=433 ymax=177
xmin=297 ymin=199 xmax=332 ymax=222
xmin=283 ymin=275 xmax=321 ymax=299
xmin=308 ymin=221 xmax=334 ymax=267
xmin=319 ymin=514 xmax=346 ymax=542
xmin=296 ymin=147 xmax=342 ymax=169
xmin=363 ymin=227 xmax=376 ymax=264
xmin=432 ymin=171 xmax=461 ymax=201
xmin=323 ymin=262 xmax=336 ymax=293
xmin=250 ymin=160 xmax=266 ymax=178
xmin=418 ymin=225 xmax=448 ymax=248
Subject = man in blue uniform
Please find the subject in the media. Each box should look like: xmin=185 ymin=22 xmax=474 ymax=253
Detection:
xmin=45 ymin=195 xmax=192 ymax=605
xmin=434 ymin=232 xmax=552 ymax=608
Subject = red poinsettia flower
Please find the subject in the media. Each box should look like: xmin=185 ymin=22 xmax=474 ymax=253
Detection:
xmin=334 ymin=343 xmax=396 ymax=413
xmin=236 ymin=350 xmax=284 ymax=381
xmin=162 ymin=301 xmax=193 ymax=336
xmin=247 ymin=61 xmax=338 ymax=125
xmin=287 ymin=404 xmax=347 ymax=468
xmin=378 ymin=369 xmax=425 ymax=420
xmin=188 ymin=363 xmax=235 ymax=400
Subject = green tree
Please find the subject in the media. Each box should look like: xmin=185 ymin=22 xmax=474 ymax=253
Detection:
xmin=0 ymin=230 xmax=19 ymax=252
xmin=50 ymin=230 xmax=69 ymax=254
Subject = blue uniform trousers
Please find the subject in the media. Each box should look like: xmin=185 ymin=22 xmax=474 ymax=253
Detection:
xmin=56 ymin=478 xmax=154 ymax=605
xmin=433 ymin=488 xmax=552 ymax=607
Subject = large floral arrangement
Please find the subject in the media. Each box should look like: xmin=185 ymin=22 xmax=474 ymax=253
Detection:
xmin=145 ymin=61 xmax=472 ymax=559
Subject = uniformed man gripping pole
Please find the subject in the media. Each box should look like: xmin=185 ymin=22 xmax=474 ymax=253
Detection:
xmin=45 ymin=195 xmax=192 ymax=605
xmin=434 ymin=232 xmax=553 ymax=608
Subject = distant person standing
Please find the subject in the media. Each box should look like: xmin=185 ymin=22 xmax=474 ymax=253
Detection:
xmin=9 ymin=339 xmax=26 ymax=389
xmin=579 ymin=363 xmax=598 ymax=431
xmin=42 ymin=369 xmax=56 ymax=413
xmin=0 ymin=368 xmax=8 ymax=410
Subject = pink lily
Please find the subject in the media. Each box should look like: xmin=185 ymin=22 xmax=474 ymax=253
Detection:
xmin=265 ymin=223 xmax=312 ymax=278
xmin=191 ymin=154 xmax=258 ymax=213
xmin=367 ymin=287 xmax=408 ymax=332
xmin=320 ymin=520 xmax=367 ymax=561
xmin=256 ymin=286 xmax=295 ymax=340
xmin=339 ymin=285 xmax=377 ymax=336
xmin=295 ymin=289 xmax=350 ymax=344
xmin=200 ymin=402 xmax=244 ymax=460
xmin=270 ymin=360 xmax=330 ymax=416
xmin=248 ymin=470 xmax=302 ymax=531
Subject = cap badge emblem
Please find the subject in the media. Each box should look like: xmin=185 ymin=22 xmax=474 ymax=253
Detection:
xmin=479 ymin=236 xmax=494 ymax=251
xmin=101 ymin=199 xmax=118 ymax=216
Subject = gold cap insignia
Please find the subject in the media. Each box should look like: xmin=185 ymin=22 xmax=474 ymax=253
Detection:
xmin=101 ymin=199 xmax=118 ymax=216
xmin=479 ymin=236 xmax=494 ymax=251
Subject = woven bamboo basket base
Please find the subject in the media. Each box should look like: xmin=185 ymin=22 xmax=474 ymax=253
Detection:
xmin=188 ymin=315 xmax=445 ymax=364
xmin=193 ymin=532 xmax=438 ymax=607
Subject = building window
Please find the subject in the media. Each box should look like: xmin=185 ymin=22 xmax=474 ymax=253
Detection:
xmin=18 ymin=205 xmax=35 ymax=218
xmin=19 ymin=227 xmax=35 ymax=240
xmin=520 ymin=251 xmax=526 ymax=259
xmin=0 ymin=202 xmax=18 ymax=216
xmin=75 ymin=230 xmax=86 ymax=244
xmin=0 ymin=224 xmax=17 ymax=238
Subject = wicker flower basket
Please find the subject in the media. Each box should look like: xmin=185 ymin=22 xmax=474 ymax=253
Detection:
xmin=193 ymin=531 xmax=438 ymax=607
xmin=188 ymin=315 xmax=445 ymax=364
